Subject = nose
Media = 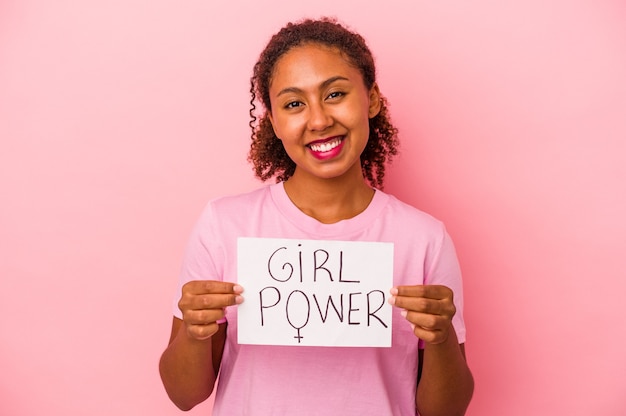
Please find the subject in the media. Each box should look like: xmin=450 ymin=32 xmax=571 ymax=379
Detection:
xmin=306 ymin=101 xmax=333 ymax=131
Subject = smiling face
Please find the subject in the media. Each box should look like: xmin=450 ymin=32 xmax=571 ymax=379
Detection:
xmin=268 ymin=43 xmax=381 ymax=184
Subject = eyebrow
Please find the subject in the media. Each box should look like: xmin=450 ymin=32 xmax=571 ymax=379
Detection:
xmin=276 ymin=76 xmax=350 ymax=97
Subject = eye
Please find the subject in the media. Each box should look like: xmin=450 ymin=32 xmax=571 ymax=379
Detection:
xmin=327 ymin=91 xmax=345 ymax=100
xmin=285 ymin=101 xmax=303 ymax=109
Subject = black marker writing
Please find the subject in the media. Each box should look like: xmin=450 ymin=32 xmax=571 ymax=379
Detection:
xmin=313 ymin=249 xmax=332 ymax=282
xmin=286 ymin=290 xmax=310 ymax=343
xmin=257 ymin=287 xmax=389 ymax=342
xmin=266 ymin=245 xmax=360 ymax=284
xmin=367 ymin=290 xmax=388 ymax=328
xmin=259 ymin=286 xmax=280 ymax=326
xmin=348 ymin=292 xmax=361 ymax=325
xmin=312 ymin=293 xmax=344 ymax=323
xmin=338 ymin=251 xmax=359 ymax=283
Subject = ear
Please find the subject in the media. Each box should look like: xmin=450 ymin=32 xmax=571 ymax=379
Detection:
xmin=368 ymin=83 xmax=382 ymax=119
xmin=267 ymin=111 xmax=281 ymax=140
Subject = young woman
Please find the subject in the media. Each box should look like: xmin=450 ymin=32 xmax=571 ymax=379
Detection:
xmin=159 ymin=17 xmax=474 ymax=415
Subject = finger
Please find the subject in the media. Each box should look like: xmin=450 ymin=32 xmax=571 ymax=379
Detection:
xmin=390 ymin=294 xmax=455 ymax=318
xmin=401 ymin=310 xmax=450 ymax=331
xmin=392 ymin=285 xmax=452 ymax=300
xmin=181 ymin=292 xmax=243 ymax=311
xmin=411 ymin=325 xmax=449 ymax=345
xmin=186 ymin=322 xmax=220 ymax=340
xmin=183 ymin=308 xmax=227 ymax=326
xmin=399 ymin=310 xmax=452 ymax=345
xmin=183 ymin=280 xmax=244 ymax=295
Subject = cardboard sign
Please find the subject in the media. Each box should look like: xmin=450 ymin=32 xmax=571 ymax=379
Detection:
xmin=237 ymin=237 xmax=394 ymax=347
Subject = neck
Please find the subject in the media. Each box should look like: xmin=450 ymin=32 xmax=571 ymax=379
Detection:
xmin=283 ymin=166 xmax=375 ymax=224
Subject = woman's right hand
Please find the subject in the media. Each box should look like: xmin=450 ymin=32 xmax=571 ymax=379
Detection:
xmin=178 ymin=281 xmax=243 ymax=341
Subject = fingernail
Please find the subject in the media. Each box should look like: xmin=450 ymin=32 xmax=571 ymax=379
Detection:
xmin=235 ymin=295 xmax=244 ymax=304
xmin=400 ymin=309 xmax=407 ymax=318
xmin=388 ymin=296 xmax=396 ymax=305
xmin=390 ymin=287 xmax=398 ymax=296
xmin=233 ymin=284 xmax=244 ymax=293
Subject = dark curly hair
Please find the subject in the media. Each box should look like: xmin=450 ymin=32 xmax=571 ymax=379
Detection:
xmin=248 ymin=17 xmax=399 ymax=188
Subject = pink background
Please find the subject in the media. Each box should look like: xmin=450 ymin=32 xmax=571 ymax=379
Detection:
xmin=1 ymin=1 xmax=625 ymax=414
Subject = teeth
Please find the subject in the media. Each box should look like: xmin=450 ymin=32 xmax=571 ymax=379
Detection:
xmin=310 ymin=138 xmax=341 ymax=152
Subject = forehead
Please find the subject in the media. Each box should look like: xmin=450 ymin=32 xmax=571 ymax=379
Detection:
xmin=269 ymin=43 xmax=362 ymax=89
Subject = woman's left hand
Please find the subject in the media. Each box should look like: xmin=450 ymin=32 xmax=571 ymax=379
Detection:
xmin=389 ymin=285 xmax=456 ymax=345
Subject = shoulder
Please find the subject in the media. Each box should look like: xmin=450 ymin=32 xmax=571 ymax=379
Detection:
xmin=379 ymin=190 xmax=447 ymax=235
xmin=201 ymin=185 xmax=274 ymax=216
xmin=192 ymin=184 xmax=292 ymax=240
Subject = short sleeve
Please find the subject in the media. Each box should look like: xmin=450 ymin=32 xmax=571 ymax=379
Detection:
xmin=419 ymin=227 xmax=466 ymax=348
xmin=171 ymin=202 xmax=225 ymax=319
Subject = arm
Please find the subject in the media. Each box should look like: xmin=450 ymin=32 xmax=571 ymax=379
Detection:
xmin=390 ymin=285 xmax=474 ymax=416
xmin=416 ymin=338 xmax=473 ymax=416
xmin=159 ymin=281 xmax=242 ymax=410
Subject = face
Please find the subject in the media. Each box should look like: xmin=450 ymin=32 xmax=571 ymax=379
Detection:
xmin=268 ymin=43 xmax=381 ymax=183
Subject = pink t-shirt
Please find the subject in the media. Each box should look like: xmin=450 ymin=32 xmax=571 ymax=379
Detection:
xmin=174 ymin=183 xmax=466 ymax=415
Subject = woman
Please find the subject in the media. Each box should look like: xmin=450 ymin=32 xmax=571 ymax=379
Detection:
xmin=159 ymin=17 xmax=473 ymax=415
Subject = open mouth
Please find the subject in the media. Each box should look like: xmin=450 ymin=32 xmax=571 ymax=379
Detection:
xmin=308 ymin=136 xmax=343 ymax=153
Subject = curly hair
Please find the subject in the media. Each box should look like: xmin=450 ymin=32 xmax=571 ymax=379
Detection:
xmin=248 ymin=17 xmax=399 ymax=188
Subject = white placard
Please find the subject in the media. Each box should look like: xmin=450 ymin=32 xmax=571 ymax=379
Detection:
xmin=237 ymin=237 xmax=394 ymax=347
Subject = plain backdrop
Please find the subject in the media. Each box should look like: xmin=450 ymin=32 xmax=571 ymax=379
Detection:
xmin=1 ymin=0 xmax=625 ymax=415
